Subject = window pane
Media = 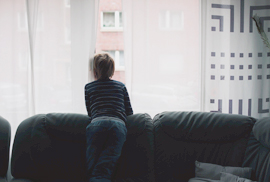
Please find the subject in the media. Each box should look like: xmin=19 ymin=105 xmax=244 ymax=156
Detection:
xmin=103 ymin=12 xmax=115 ymax=27
xmin=119 ymin=12 xmax=123 ymax=27
xmin=119 ymin=51 xmax=124 ymax=66
xmin=105 ymin=50 xmax=116 ymax=59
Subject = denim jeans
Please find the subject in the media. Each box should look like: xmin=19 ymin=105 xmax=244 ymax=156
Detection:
xmin=86 ymin=117 xmax=127 ymax=182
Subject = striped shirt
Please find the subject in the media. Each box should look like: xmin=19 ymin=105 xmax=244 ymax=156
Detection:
xmin=85 ymin=79 xmax=133 ymax=124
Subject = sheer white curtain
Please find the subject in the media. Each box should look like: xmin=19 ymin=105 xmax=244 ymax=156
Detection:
xmin=202 ymin=0 xmax=270 ymax=118
xmin=122 ymin=0 xmax=201 ymax=117
xmin=0 ymin=0 xmax=99 ymax=137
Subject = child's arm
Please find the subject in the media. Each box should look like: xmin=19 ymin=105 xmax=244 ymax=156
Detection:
xmin=85 ymin=85 xmax=92 ymax=119
xmin=123 ymin=86 xmax=133 ymax=116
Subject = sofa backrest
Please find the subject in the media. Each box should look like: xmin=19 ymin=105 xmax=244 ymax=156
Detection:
xmin=0 ymin=116 xmax=11 ymax=179
xmin=114 ymin=113 xmax=154 ymax=182
xmin=153 ymin=111 xmax=255 ymax=182
xmin=11 ymin=113 xmax=90 ymax=181
xmin=11 ymin=113 xmax=154 ymax=182
xmin=243 ymin=117 xmax=270 ymax=182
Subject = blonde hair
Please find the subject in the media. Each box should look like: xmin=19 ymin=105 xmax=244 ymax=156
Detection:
xmin=93 ymin=52 xmax=115 ymax=80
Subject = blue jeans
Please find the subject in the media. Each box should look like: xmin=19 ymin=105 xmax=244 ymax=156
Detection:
xmin=86 ymin=117 xmax=127 ymax=182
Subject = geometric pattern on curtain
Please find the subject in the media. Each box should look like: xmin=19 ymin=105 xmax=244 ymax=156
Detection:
xmin=203 ymin=0 xmax=270 ymax=118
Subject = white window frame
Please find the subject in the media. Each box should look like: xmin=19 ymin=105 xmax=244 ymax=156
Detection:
xmin=159 ymin=10 xmax=184 ymax=31
xmin=101 ymin=11 xmax=123 ymax=32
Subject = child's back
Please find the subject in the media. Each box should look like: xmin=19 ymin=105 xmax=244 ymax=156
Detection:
xmin=85 ymin=79 xmax=133 ymax=125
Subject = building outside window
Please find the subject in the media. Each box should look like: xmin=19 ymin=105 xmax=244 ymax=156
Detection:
xmin=96 ymin=0 xmax=125 ymax=83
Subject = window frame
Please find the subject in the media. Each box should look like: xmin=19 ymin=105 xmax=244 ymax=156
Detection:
xmin=100 ymin=11 xmax=123 ymax=32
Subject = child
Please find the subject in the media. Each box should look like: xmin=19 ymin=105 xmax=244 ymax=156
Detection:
xmin=85 ymin=52 xmax=133 ymax=182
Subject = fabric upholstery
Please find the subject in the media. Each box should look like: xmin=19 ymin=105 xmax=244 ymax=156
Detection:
xmin=220 ymin=172 xmax=256 ymax=182
xmin=195 ymin=161 xmax=252 ymax=180
xmin=11 ymin=113 xmax=154 ymax=182
xmin=188 ymin=178 xmax=219 ymax=182
xmin=243 ymin=117 xmax=270 ymax=182
xmin=0 ymin=178 xmax=7 ymax=182
xmin=0 ymin=116 xmax=11 ymax=180
xmin=153 ymin=111 xmax=255 ymax=182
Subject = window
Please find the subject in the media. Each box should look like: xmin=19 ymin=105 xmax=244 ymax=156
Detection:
xmin=159 ymin=10 xmax=184 ymax=30
xmin=101 ymin=11 xmax=123 ymax=31
xmin=105 ymin=50 xmax=125 ymax=70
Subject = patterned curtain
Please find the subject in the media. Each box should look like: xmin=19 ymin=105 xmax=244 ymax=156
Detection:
xmin=202 ymin=0 xmax=270 ymax=118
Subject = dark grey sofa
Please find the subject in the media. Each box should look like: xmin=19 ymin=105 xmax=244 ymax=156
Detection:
xmin=153 ymin=111 xmax=270 ymax=182
xmin=10 ymin=113 xmax=154 ymax=182
xmin=0 ymin=116 xmax=11 ymax=182
xmin=9 ymin=111 xmax=270 ymax=182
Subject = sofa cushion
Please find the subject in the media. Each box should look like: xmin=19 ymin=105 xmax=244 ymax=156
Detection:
xmin=220 ymin=172 xmax=257 ymax=182
xmin=153 ymin=111 xmax=255 ymax=182
xmin=188 ymin=178 xmax=219 ymax=182
xmin=113 ymin=113 xmax=155 ymax=182
xmin=243 ymin=117 xmax=270 ymax=182
xmin=195 ymin=161 xmax=252 ymax=180
xmin=11 ymin=113 xmax=90 ymax=181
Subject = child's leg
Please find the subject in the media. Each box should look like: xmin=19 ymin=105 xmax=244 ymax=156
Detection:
xmin=90 ymin=120 xmax=127 ymax=181
xmin=86 ymin=122 xmax=109 ymax=180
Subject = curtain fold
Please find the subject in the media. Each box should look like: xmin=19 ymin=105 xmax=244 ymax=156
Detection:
xmin=70 ymin=0 xmax=99 ymax=113
xmin=26 ymin=0 xmax=39 ymax=115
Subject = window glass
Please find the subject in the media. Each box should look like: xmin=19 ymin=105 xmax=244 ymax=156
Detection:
xmin=106 ymin=50 xmax=116 ymax=59
xmin=119 ymin=12 xmax=123 ymax=27
xmin=103 ymin=12 xmax=115 ymax=27
xmin=119 ymin=51 xmax=124 ymax=67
